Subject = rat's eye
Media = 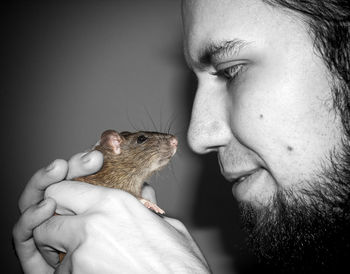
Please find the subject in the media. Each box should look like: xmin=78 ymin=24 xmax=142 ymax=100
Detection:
xmin=137 ymin=135 xmax=148 ymax=144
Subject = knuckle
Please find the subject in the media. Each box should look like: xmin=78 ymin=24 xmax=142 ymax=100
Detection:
xmin=92 ymin=188 xmax=137 ymax=215
xmin=44 ymin=183 xmax=61 ymax=199
xmin=29 ymin=159 xmax=68 ymax=189
xmin=18 ymin=159 xmax=67 ymax=213
xmin=100 ymin=190 xmax=118 ymax=208
xmin=32 ymin=215 xmax=56 ymax=245
xmin=104 ymin=189 xmax=132 ymax=207
xmin=68 ymin=152 xmax=85 ymax=166
xmin=32 ymin=225 xmax=43 ymax=245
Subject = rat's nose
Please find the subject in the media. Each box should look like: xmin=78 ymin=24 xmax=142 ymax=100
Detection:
xmin=170 ymin=137 xmax=178 ymax=147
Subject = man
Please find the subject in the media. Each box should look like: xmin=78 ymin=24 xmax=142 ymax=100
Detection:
xmin=13 ymin=0 xmax=350 ymax=273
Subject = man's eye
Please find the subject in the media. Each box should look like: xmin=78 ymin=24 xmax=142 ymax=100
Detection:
xmin=212 ymin=64 xmax=245 ymax=82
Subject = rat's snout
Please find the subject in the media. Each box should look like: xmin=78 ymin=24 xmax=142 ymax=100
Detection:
xmin=170 ymin=137 xmax=178 ymax=147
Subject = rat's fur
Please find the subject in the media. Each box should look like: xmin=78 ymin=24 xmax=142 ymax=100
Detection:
xmin=75 ymin=130 xmax=177 ymax=198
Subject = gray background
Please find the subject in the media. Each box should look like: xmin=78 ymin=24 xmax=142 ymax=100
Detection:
xmin=3 ymin=1 xmax=260 ymax=273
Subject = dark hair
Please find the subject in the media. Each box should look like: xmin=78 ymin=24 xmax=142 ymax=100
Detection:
xmin=264 ymin=0 xmax=350 ymax=134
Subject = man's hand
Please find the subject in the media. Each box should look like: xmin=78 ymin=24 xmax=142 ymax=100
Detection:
xmin=13 ymin=149 xmax=210 ymax=273
xmin=12 ymin=151 xmax=104 ymax=274
xmin=33 ymin=181 xmax=210 ymax=273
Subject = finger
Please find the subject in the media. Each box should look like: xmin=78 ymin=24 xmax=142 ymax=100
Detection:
xmin=13 ymin=198 xmax=56 ymax=271
xmin=37 ymin=244 xmax=62 ymax=268
xmin=66 ymin=150 xmax=103 ymax=180
xmin=34 ymin=214 xmax=81 ymax=266
xmin=141 ymin=183 xmax=157 ymax=204
xmin=45 ymin=180 xmax=138 ymax=215
xmin=19 ymin=159 xmax=68 ymax=213
xmin=14 ymin=198 xmax=57 ymax=244
xmin=45 ymin=180 xmax=115 ymax=214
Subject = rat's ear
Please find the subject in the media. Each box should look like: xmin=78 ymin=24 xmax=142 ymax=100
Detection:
xmin=100 ymin=129 xmax=123 ymax=155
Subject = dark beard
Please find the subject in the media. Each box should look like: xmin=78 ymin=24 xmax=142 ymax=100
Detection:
xmin=239 ymin=144 xmax=350 ymax=273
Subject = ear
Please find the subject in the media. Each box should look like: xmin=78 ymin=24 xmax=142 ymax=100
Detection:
xmin=100 ymin=129 xmax=123 ymax=155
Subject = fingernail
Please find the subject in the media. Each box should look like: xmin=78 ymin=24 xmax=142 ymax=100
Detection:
xmin=81 ymin=153 xmax=90 ymax=163
xmin=46 ymin=160 xmax=56 ymax=171
xmin=81 ymin=152 xmax=91 ymax=163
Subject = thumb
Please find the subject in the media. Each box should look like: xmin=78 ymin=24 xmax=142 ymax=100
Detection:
xmin=141 ymin=183 xmax=157 ymax=204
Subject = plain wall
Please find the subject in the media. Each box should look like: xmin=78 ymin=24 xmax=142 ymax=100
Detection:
xmin=3 ymin=1 xmax=261 ymax=273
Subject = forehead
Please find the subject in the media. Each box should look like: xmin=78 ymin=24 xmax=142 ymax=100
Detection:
xmin=182 ymin=0 xmax=302 ymax=65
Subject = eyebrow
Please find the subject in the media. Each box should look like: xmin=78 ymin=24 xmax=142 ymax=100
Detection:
xmin=185 ymin=38 xmax=250 ymax=70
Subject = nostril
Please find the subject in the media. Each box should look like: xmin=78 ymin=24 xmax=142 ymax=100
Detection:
xmin=170 ymin=137 xmax=178 ymax=147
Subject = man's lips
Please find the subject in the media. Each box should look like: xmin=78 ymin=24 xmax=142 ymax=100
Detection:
xmin=223 ymin=168 xmax=261 ymax=185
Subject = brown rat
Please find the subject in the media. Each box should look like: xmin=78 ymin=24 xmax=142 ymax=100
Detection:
xmin=57 ymin=129 xmax=177 ymax=262
xmin=74 ymin=129 xmax=178 ymax=214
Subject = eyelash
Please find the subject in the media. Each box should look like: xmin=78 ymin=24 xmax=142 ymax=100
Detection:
xmin=211 ymin=64 xmax=245 ymax=82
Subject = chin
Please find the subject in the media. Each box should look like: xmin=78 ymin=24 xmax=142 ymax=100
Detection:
xmin=237 ymin=152 xmax=350 ymax=273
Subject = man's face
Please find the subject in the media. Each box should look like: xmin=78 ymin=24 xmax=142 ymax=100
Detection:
xmin=183 ymin=0 xmax=350 ymax=269
xmin=183 ymin=0 xmax=343 ymax=208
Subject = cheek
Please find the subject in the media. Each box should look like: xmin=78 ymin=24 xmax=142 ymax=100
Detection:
xmin=229 ymin=66 xmax=342 ymax=187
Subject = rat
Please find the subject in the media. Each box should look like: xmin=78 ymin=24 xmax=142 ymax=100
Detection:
xmin=74 ymin=129 xmax=178 ymax=214
xmin=57 ymin=129 xmax=177 ymax=262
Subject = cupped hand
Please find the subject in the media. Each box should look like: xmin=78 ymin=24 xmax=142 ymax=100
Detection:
xmin=13 ymin=151 xmax=104 ymax=274
xmin=33 ymin=181 xmax=209 ymax=274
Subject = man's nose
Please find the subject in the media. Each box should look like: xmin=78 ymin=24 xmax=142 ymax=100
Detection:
xmin=187 ymin=80 xmax=232 ymax=154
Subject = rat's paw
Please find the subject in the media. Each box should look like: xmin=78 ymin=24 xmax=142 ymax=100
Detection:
xmin=139 ymin=198 xmax=165 ymax=215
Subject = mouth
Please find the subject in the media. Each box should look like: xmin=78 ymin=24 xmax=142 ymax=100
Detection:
xmin=220 ymin=166 xmax=262 ymax=195
xmin=225 ymin=168 xmax=260 ymax=185
xmin=230 ymin=169 xmax=267 ymax=201
xmin=230 ymin=170 xmax=259 ymax=185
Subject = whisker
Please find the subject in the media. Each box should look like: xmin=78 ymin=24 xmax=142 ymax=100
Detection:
xmin=144 ymin=105 xmax=158 ymax=131
xmin=140 ymin=118 xmax=148 ymax=132
xmin=174 ymin=147 xmax=185 ymax=158
xmin=166 ymin=111 xmax=178 ymax=134
xmin=125 ymin=105 xmax=139 ymax=131
xmin=159 ymin=104 xmax=163 ymax=132
xmin=173 ymin=129 xmax=187 ymax=136
xmin=168 ymin=159 xmax=179 ymax=184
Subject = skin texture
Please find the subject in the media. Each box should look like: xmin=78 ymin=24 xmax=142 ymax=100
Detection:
xmin=183 ymin=0 xmax=343 ymax=207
